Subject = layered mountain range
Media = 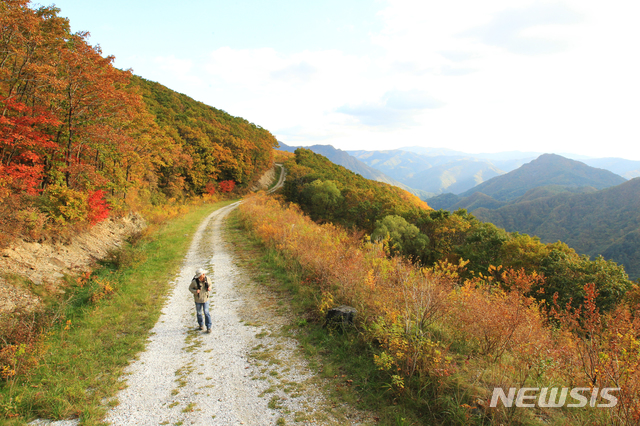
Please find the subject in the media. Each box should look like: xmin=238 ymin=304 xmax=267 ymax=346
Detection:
xmin=277 ymin=143 xmax=432 ymax=199
xmin=429 ymin=154 xmax=639 ymax=279
xmin=277 ymin=142 xmax=640 ymax=280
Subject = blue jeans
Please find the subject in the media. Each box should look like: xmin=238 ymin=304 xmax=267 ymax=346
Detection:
xmin=195 ymin=302 xmax=211 ymax=329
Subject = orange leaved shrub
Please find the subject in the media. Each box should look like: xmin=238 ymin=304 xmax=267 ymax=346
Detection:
xmin=239 ymin=193 xmax=640 ymax=424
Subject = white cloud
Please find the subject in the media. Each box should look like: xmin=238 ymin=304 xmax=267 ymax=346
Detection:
xmin=147 ymin=1 xmax=640 ymax=160
xmin=153 ymin=55 xmax=201 ymax=84
xmin=336 ymin=90 xmax=444 ymax=128
xmin=460 ymin=2 xmax=583 ymax=55
xmin=53 ymin=0 xmax=640 ymax=159
xmin=270 ymin=61 xmax=318 ymax=82
xmin=199 ymin=47 xmax=380 ymax=136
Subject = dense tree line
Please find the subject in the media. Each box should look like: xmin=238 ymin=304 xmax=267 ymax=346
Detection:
xmin=0 ymin=0 xmax=277 ymax=242
xmin=283 ymin=148 xmax=429 ymax=231
xmin=283 ymin=148 xmax=634 ymax=312
xmin=132 ymin=76 xmax=276 ymax=198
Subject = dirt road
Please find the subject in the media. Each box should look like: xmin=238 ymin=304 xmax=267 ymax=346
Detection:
xmin=103 ymin=167 xmax=368 ymax=425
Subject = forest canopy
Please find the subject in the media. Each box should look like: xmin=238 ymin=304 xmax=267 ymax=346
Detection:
xmin=282 ymin=148 xmax=635 ymax=313
xmin=0 ymin=0 xmax=277 ymax=243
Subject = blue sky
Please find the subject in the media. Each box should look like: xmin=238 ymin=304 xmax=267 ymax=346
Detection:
xmin=47 ymin=0 xmax=640 ymax=160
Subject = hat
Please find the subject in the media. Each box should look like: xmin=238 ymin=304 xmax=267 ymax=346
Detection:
xmin=195 ymin=268 xmax=207 ymax=278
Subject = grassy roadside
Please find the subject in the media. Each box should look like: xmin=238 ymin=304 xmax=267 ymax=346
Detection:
xmin=0 ymin=199 xmax=237 ymax=425
xmin=226 ymin=210 xmax=423 ymax=426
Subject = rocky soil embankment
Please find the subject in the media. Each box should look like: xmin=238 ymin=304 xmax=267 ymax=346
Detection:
xmin=250 ymin=166 xmax=277 ymax=191
xmin=0 ymin=164 xmax=281 ymax=314
xmin=0 ymin=214 xmax=145 ymax=313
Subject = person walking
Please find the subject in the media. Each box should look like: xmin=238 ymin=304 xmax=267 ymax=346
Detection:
xmin=189 ymin=268 xmax=212 ymax=333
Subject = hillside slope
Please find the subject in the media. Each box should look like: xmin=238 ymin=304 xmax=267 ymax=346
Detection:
xmin=0 ymin=0 xmax=278 ymax=249
xmin=475 ymin=178 xmax=640 ymax=279
xmin=459 ymin=153 xmax=626 ymax=201
xmin=134 ymin=76 xmax=278 ymax=192
xmin=282 ymin=148 xmax=430 ymax=233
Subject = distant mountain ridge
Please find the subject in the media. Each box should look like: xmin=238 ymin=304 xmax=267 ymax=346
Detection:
xmin=582 ymin=158 xmax=640 ymax=180
xmin=277 ymin=143 xmax=431 ymax=198
xmin=475 ymin=177 xmax=640 ymax=279
xmin=459 ymin=154 xmax=627 ymax=201
xmin=277 ymin=143 xmax=640 ymax=200
xmin=406 ymin=159 xmax=505 ymax=195
xmin=350 ymin=147 xmax=640 ymax=196
xmin=399 ymin=146 xmax=542 ymax=171
xmin=349 ymin=149 xmax=514 ymax=196
xmin=423 ymin=153 xmax=638 ymax=279
xmin=429 ymin=154 xmax=626 ymax=210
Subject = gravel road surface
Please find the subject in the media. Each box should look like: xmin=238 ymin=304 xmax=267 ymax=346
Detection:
xmin=102 ymin=174 xmax=369 ymax=425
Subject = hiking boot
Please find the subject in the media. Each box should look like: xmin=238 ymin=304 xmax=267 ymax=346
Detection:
xmin=207 ymin=328 xmax=212 ymax=333
xmin=199 ymin=325 xmax=205 ymax=331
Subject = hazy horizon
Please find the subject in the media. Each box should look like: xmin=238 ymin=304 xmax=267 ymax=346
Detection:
xmin=52 ymin=0 xmax=640 ymax=161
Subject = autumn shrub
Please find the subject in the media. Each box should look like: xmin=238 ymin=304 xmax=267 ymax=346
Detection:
xmin=239 ymin=195 xmax=461 ymax=390
xmin=204 ymin=182 xmax=217 ymax=195
xmin=239 ymin=193 xmax=639 ymax=425
xmin=0 ymin=307 xmax=60 ymax=384
xmin=16 ymin=206 xmax=49 ymax=242
xmin=551 ymin=285 xmax=640 ymax=425
xmin=451 ymin=269 xmax=547 ymax=357
xmin=451 ymin=277 xmax=559 ymax=396
xmin=38 ymin=185 xmax=88 ymax=225
xmin=599 ymin=306 xmax=640 ymax=425
xmin=219 ymin=180 xmax=236 ymax=193
xmin=1 ymin=188 xmax=109 ymax=246
xmin=0 ymin=194 xmax=49 ymax=245
xmin=86 ymin=190 xmax=110 ymax=225
xmin=139 ymin=201 xmax=189 ymax=226
xmin=0 ymin=195 xmax=32 ymax=247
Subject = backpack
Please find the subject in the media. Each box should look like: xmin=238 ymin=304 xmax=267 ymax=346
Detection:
xmin=195 ymin=276 xmax=210 ymax=292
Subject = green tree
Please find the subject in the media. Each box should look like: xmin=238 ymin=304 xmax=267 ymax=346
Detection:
xmin=301 ymin=179 xmax=343 ymax=220
xmin=456 ymin=221 xmax=508 ymax=277
xmin=372 ymin=215 xmax=430 ymax=263
xmin=538 ymin=248 xmax=632 ymax=312
xmin=499 ymin=232 xmax=550 ymax=273
xmin=415 ymin=209 xmax=472 ymax=265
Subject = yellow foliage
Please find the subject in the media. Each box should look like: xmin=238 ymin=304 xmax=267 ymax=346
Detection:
xmin=238 ymin=192 xmax=640 ymax=423
xmin=90 ymin=278 xmax=117 ymax=303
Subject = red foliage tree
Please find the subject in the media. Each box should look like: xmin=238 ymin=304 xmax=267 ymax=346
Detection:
xmin=218 ymin=180 xmax=235 ymax=193
xmin=86 ymin=190 xmax=110 ymax=225
xmin=204 ymin=182 xmax=217 ymax=195
xmin=0 ymin=97 xmax=60 ymax=196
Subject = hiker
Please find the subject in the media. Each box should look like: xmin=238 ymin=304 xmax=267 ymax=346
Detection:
xmin=189 ymin=268 xmax=212 ymax=333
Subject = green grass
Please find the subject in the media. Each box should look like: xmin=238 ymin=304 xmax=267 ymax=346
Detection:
xmin=225 ymin=210 xmax=428 ymax=425
xmin=0 ymin=200 xmax=237 ymax=425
